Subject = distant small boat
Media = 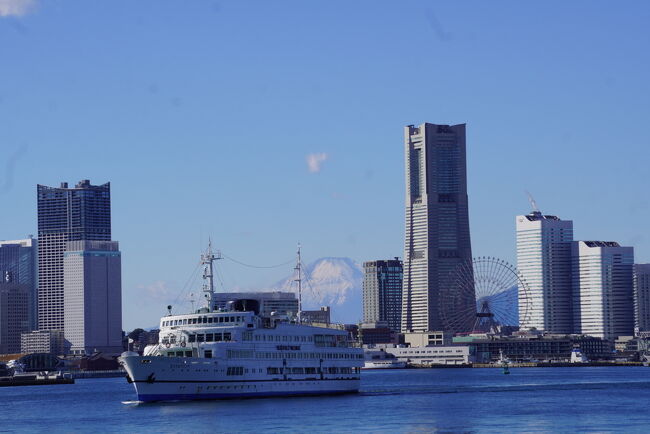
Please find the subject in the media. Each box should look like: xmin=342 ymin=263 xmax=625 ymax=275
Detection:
xmin=363 ymin=350 xmax=407 ymax=369
xmin=570 ymin=348 xmax=589 ymax=364
xmin=0 ymin=371 xmax=74 ymax=387
xmin=498 ymin=350 xmax=510 ymax=375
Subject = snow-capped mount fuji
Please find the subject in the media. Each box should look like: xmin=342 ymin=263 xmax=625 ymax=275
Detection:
xmin=271 ymin=257 xmax=363 ymax=324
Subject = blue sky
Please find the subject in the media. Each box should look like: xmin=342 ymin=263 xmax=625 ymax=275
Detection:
xmin=1 ymin=1 xmax=649 ymax=330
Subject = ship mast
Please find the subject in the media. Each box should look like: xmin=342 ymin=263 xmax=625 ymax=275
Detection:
xmin=294 ymin=243 xmax=302 ymax=323
xmin=201 ymin=239 xmax=221 ymax=311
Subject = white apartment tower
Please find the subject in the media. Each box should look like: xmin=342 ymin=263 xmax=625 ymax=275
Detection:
xmin=572 ymin=241 xmax=634 ymax=340
xmin=633 ymin=264 xmax=650 ymax=332
xmin=401 ymin=123 xmax=473 ymax=333
xmin=64 ymin=240 xmax=122 ymax=355
xmin=516 ymin=210 xmax=573 ymax=333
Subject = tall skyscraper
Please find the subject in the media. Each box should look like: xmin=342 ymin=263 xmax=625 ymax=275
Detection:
xmin=572 ymin=241 xmax=634 ymax=340
xmin=37 ymin=180 xmax=111 ymax=332
xmin=633 ymin=264 xmax=650 ymax=332
xmin=0 ymin=238 xmax=37 ymax=330
xmin=363 ymin=258 xmax=403 ymax=332
xmin=401 ymin=123 xmax=473 ymax=333
xmin=64 ymin=240 xmax=122 ymax=355
xmin=516 ymin=211 xmax=573 ymax=333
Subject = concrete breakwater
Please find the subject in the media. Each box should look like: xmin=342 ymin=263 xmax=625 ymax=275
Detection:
xmin=67 ymin=369 xmax=125 ymax=379
xmin=408 ymin=361 xmax=645 ymax=368
xmin=0 ymin=376 xmax=74 ymax=387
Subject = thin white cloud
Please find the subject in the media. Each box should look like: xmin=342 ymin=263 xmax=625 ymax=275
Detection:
xmin=306 ymin=152 xmax=328 ymax=173
xmin=0 ymin=0 xmax=36 ymax=17
xmin=138 ymin=280 xmax=176 ymax=302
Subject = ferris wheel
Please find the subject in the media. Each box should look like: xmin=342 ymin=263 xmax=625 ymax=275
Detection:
xmin=439 ymin=257 xmax=530 ymax=335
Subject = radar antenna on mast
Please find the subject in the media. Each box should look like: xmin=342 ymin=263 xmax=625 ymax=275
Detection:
xmin=201 ymin=238 xmax=222 ymax=311
xmin=294 ymin=243 xmax=302 ymax=323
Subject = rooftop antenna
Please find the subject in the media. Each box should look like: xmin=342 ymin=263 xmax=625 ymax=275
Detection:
xmin=201 ymin=238 xmax=222 ymax=311
xmin=294 ymin=243 xmax=302 ymax=323
xmin=525 ymin=190 xmax=540 ymax=213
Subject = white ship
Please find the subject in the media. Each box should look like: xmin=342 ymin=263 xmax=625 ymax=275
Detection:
xmin=363 ymin=349 xmax=406 ymax=369
xmin=119 ymin=243 xmax=363 ymax=402
xmin=570 ymin=348 xmax=589 ymax=363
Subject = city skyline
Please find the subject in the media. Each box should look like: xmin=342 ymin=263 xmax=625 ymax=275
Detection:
xmin=3 ymin=3 xmax=650 ymax=430
xmin=2 ymin=2 xmax=650 ymax=330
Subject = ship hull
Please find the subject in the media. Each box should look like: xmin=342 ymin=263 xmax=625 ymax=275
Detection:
xmin=363 ymin=361 xmax=407 ymax=369
xmin=133 ymin=380 xmax=359 ymax=402
xmin=121 ymin=355 xmax=361 ymax=402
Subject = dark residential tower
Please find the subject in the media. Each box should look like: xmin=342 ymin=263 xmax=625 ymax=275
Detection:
xmin=37 ymin=180 xmax=111 ymax=332
xmin=401 ymin=123 xmax=473 ymax=333
xmin=362 ymin=259 xmax=403 ymax=332
xmin=0 ymin=238 xmax=37 ymax=330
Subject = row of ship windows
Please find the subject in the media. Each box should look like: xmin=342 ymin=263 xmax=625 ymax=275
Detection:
xmin=248 ymin=334 xmax=313 ymax=343
xmin=162 ymin=332 xmax=232 ymax=344
xmin=163 ymin=350 xmax=364 ymax=362
xmin=245 ymin=334 xmax=344 ymax=347
xmin=226 ymin=367 xmax=359 ymax=376
xmin=228 ymin=350 xmax=364 ymax=360
xmin=191 ymin=333 xmax=230 ymax=343
xmin=163 ymin=316 xmax=246 ymax=327
xmin=167 ymin=351 xmax=194 ymax=357
xmin=165 ymin=333 xmax=342 ymax=346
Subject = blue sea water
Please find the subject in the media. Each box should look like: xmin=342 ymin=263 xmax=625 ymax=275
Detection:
xmin=2 ymin=367 xmax=650 ymax=433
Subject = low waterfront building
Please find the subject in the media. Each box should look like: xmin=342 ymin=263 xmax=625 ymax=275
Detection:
xmin=614 ymin=336 xmax=638 ymax=352
xmin=634 ymin=331 xmax=650 ymax=353
xmin=403 ymin=331 xmax=451 ymax=347
xmin=453 ymin=334 xmax=612 ymax=362
xmin=384 ymin=345 xmax=472 ymax=365
xmin=359 ymin=321 xmax=396 ymax=345
xmin=301 ymin=306 xmax=331 ymax=324
xmin=213 ymin=292 xmax=298 ymax=318
xmin=11 ymin=352 xmax=63 ymax=372
xmin=79 ymin=352 xmax=120 ymax=370
xmin=127 ymin=328 xmax=160 ymax=354
xmin=21 ymin=330 xmax=66 ymax=355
